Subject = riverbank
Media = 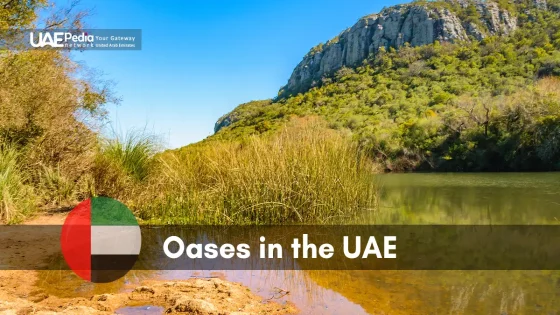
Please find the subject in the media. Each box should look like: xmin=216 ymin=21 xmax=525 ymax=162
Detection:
xmin=3 ymin=172 xmax=560 ymax=314
xmin=0 ymin=274 xmax=297 ymax=314
xmin=0 ymin=213 xmax=297 ymax=315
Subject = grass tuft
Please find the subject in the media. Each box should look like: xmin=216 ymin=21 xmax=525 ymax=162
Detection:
xmin=137 ymin=118 xmax=379 ymax=225
xmin=0 ymin=145 xmax=35 ymax=223
xmin=91 ymin=130 xmax=161 ymax=200
xmin=37 ymin=165 xmax=77 ymax=207
xmin=100 ymin=130 xmax=160 ymax=181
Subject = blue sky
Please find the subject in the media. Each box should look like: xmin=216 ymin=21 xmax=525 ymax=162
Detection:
xmin=69 ymin=0 xmax=404 ymax=148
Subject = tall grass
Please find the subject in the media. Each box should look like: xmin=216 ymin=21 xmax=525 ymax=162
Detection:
xmin=37 ymin=165 xmax=77 ymax=207
xmin=92 ymin=130 xmax=160 ymax=200
xmin=0 ymin=129 xmax=162 ymax=222
xmin=0 ymin=118 xmax=379 ymax=225
xmin=137 ymin=118 xmax=379 ymax=224
xmin=0 ymin=145 xmax=35 ymax=223
xmin=100 ymin=130 xmax=160 ymax=181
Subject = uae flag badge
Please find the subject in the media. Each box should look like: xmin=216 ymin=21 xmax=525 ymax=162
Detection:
xmin=60 ymin=197 xmax=142 ymax=283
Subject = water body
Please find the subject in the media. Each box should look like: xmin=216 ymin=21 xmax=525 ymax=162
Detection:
xmin=375 ymin=173 xmax=560 ymax=224
xmin=115 ymin=306 xmax=165 ymax=315
xmin=37 ymin=173 xmax=560 ymax=314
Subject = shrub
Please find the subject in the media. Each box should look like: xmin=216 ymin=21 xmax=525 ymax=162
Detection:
xmin=37 ymin=165 xmax=77 ymax=207
xmin=100 ymin=130 xmax=160 ymax=181
xmin=0 ymin=145 xmax=35 ymax=223
xmin=92 ymin=130 xmax=161 ymax=200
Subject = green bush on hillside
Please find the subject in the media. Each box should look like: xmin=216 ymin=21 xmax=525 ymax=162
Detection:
xmin=215 ymin=1 xmax=560 ymax=171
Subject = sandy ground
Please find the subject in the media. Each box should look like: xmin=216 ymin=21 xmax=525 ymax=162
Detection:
xmin=0 ymin=213 xmax=297 ymax=315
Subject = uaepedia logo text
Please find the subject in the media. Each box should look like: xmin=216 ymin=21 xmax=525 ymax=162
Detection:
xmin=18 ymin=29 xmax=142 ymax=50
xmin=29 ymin=31 xmax=94 ymax=48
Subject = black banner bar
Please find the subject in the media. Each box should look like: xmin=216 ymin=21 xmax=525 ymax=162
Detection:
xmin=1 ymin=225 xmax=559 ymax=270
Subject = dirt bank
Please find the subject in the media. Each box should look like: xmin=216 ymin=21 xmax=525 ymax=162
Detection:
xmin=0 ymin=213 xmax=297 ymax=315
xmin=0 ymin=276 xmax=297 ymax=314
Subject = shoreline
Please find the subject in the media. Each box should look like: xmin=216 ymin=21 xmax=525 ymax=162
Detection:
xmin=0 ymin=213 xmax=298 ymax=315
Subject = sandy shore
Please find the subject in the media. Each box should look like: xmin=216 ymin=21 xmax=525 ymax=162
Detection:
xmin=0 ymin=213 xmax=297 ymax=315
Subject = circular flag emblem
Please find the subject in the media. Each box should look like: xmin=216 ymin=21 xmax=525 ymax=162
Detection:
xmin=60 ymin=197 xmax=141 ymax=283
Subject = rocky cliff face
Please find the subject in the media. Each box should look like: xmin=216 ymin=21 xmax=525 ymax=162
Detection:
xmin=281 ymin=0 xmax=529 ymax=96
xmin=215 ymin=0 xmax=550 ymax=134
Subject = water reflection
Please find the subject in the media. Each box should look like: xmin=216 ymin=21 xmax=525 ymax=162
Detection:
xmin=375 ymin=173 xmax=560 ymax=224
xmin=35 ymin=173 xmax=560 ymax=314
xmin=305 ymin=270 xmax=560 ymax=315
xmin=115 ymin=306 xmax=165 ymax=314
xmin=36 ymin=268 xmax=560 ymax=315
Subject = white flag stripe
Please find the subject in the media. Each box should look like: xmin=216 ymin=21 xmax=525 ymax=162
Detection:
xmin=91 ymin=226 xmax=142 ymax=255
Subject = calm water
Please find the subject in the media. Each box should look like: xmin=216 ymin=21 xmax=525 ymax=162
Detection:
xmin=37 ymin=173 xmax=560 ymax=314
xmin=375 ymin=173 xmax=560 ymax=224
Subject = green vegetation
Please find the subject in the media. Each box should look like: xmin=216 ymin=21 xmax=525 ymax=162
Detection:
xmin=0 ymin=145 xmax=35 ymax=222
xmin=0 ymin=0 xmax=46 ymax=29
xmin=138 ymin=118 xmax=378 ymax=224
xmin=100 ymin=131 xmax=160 ymax=182
xmin=215 ymin=1 xmax=560 ymax=172
xmin=0 ymin=1 xmax=378 ymax=223
xmin=1 ymin=0 xmax=559 ymax=223
xmin=414 ymin=0 xmax=519 ymax=17
xmin=0 ymin=1 xmax=121 ymax=222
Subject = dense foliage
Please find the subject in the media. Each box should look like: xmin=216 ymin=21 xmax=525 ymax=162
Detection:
xmin=142 ymin=118 xmax=378 ymax=224
xmin=0 ymin=1 xmax=123 ymax=221
xmin=2 ymin=0 xmax=559 ymax=224
xmin=214 ymin=0 xmax=560 ymax=171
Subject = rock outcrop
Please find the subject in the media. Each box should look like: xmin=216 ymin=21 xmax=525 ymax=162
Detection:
xmin=214 ymin=0 xmax=550 ymax=133
xmin=280 ymin=0 xmax=539 ymax=96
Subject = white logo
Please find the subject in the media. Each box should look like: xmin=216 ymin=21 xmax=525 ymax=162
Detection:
xmin=29 ymin=32 xmax=94 ymax=48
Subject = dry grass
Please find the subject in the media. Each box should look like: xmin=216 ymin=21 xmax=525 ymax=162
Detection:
xmin=0 ymin=145 xmax=35 ymax=223
xmin=135 ymin=118 xmax=379 ymax=224
xmin=0 ymin=51 xmax=380 ymax=226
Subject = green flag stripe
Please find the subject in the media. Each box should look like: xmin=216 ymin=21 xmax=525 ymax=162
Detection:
xmin=91 ymin=197 xmax=138 ymax=226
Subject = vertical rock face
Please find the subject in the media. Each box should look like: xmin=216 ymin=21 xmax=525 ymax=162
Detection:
xmin=214 ymin=0 xmax=550 ymax=133
xmin=281 ymin=0 xmax=525 ymax=96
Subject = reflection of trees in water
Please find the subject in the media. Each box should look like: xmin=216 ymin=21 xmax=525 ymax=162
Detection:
xmin=305 ymin=270 xmax=560 ymax=315
xmin=376 ymin=177 xmax=560 ymax=224
xmin=35 ymin=234 xmax=560 ymax=314
xmin=232 ymin=269 xmax=329 ymax=306
xmin=446 ymin=271 xmax=560 ymax=315
xmin=36 ymin=267 xmax=156 ymax=298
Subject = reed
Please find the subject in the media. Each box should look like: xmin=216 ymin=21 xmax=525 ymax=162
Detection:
xmin=137 ymin=118 xmax=379 ymax=224
xmin=0 ymin=145 xmax=35 ymax=223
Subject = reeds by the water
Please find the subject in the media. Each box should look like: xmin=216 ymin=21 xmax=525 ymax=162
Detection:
xmin=137 ymin=118 xmax=379 ymax=224
xmin=0 ymin=118 xmax=379 ymax=224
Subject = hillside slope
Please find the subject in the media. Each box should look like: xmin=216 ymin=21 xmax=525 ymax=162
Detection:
xmin=213 ymin=0 xmax=560 ymax=172
xmin=282 ymin=0 xmax=520 ymax=96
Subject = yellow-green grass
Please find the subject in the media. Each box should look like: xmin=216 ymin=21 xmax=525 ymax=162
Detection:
xmin=136 ymin=118 xmax=379 ymax=225
xmin=0 ymin=118 xmax=379 ymax=225
xmin=0 ymin=145 xmax=35 ymax=223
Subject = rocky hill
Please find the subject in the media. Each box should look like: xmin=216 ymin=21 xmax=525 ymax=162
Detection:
xmin=212 ymin=0 xmax=559 ymax=172
xmin=280 ymin=0 xmax=543 ymax=96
